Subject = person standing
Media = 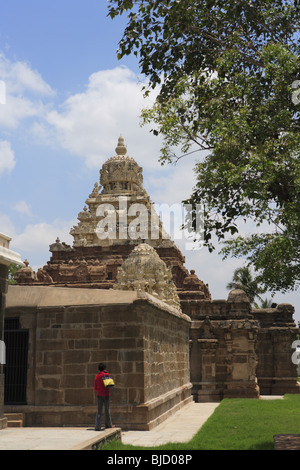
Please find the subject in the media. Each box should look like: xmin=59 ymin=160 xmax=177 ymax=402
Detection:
xmin=94 ymin=363 xmax=113 ymax=431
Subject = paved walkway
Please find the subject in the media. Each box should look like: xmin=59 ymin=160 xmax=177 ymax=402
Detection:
xmin=0 ymin=426 xmax=113 ymax=450
xmin=122 ymin=402 xmax=219 ymax=447
xmin=0 ymin=402 xmax=219 ymax=450
xmin=0 ymin=397 xmax=282 ymax=450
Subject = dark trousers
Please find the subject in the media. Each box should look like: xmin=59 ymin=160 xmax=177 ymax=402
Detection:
xmin=95 ymin=396 xmax=112 ymax=430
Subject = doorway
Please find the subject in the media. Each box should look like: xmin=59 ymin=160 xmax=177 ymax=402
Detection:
xmin=4 ymin=318 xmax=29 ymax=404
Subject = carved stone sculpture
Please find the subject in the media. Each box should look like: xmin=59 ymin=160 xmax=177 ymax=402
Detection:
xmin=114 ymin=242 xmax=182 ymax=311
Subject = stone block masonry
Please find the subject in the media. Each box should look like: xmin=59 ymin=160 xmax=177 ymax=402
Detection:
xmin=185 ymin=290 xmax=300 ymax=402
xmin=5 ymin=286 xmax=192 ymax=430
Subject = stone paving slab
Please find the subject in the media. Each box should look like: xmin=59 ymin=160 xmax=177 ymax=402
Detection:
xmin=0 ymin=402 xmax=219 ymax=450
xmin=0 ymin=427 xmax=120 ymax=450
xmin=122 ymin=402 xmax=219 ymax=447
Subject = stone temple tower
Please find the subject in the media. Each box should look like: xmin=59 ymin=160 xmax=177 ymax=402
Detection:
xmin=15 ymin=137 xmax=212 ymax=302
xmin=70 ymin=135 xmax=171 ymax=248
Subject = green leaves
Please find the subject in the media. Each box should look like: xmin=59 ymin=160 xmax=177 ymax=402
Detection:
xmin=226 ymin=265 xmax=266 ymax=305
xmin=222 ymin=232 xmax=300 ymax=293
xmin=108 ymin=0 xmax=300 ymax=293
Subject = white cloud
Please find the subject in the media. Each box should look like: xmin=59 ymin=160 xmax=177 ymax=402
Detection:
xmin=45 ymin=66 xmax=163 ymax=169
xmin=147 ymin=157 xmax=198 ymax=206
xmin=0 ymin=140 xmax=15 ymax=174
xmin=0 ymin=211 xmax=74 ymax=267
xmin=0 ymin=53 xmax=55 ymax=128
xmin=13 ymin=200 xmax=34 ymax=217
xmin=0 ymin=53 xmax=55 ymax=96
xmin=0 ymin=94 xmax=44 ymax=128
xmin=0 ymin=212 xmax=16 ymax=237
xmin=12 ymin=219 xmax=74 ymax=255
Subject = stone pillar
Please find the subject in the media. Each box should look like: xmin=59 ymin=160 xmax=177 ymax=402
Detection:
xmin=0 ymin=233 xmax=24 ymax=429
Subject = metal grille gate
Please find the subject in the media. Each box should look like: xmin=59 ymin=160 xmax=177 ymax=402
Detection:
xmin=4 ymin=318 xmax=29 ymax=404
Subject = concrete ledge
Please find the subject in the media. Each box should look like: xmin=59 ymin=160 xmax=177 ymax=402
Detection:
xmin=70 ymin=427 xmax=122 ymax=450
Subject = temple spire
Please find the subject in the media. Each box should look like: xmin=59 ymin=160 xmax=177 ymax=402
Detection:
xmin=115 ymin=135 xmax=127 ymax=156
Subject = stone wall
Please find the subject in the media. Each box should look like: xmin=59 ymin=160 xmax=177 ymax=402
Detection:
xmin=183 ymin=290 xmax=300 ymax=401
xmin=254 ymin=304 xmax=300 ymax=395
xmin=135 ymin=299 xmax=192 ymax=426
xmin=5 ymin=286 xmax=192 ymax=430
xmin=188 ymin=297 xmax=260 ymax=402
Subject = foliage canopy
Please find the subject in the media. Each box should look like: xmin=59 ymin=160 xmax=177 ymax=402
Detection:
xmin=108 ymin=0 xmax=300 ymax=292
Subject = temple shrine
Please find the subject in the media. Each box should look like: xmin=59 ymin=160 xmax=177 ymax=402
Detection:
xmin=15 ymin=136 xmax=211 ymax=301
xmin=3 ymin=137 xmax=299 ymax=429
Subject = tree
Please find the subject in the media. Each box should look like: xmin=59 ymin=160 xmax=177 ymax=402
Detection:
xmin=108 ymin=0 xmax=300 ymax=293
xmin=259 ymin=298 xmax=274 ymax=308
xmin=8 ymin=264 xmax=22 ymax=285
xmin=226 ymin=265 xmax=266 ymax=305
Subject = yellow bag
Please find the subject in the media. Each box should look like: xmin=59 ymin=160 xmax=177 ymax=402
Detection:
xmin=102 ymin=374 xmax=115 ymax=388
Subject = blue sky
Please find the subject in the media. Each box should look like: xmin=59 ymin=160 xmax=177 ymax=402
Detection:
xmin=0 ymin=1 xmax=299 ymax=322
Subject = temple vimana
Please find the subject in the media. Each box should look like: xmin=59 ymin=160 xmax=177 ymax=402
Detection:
xmin=4 ymin=137 xmax=299 ymax=430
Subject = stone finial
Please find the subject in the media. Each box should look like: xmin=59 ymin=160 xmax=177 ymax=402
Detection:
xmin=99 ymin=137 xmax=143 ymax=195
xmin=115 ymin=135 xmax=127 ymax=156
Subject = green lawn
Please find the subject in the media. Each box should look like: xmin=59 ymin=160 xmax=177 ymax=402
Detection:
xmin=102 ymin=395 xmax=300 ymax=451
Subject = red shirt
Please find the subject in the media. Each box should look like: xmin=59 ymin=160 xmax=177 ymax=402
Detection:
xmin=94 ymin=371 xmax=110 ymax=397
